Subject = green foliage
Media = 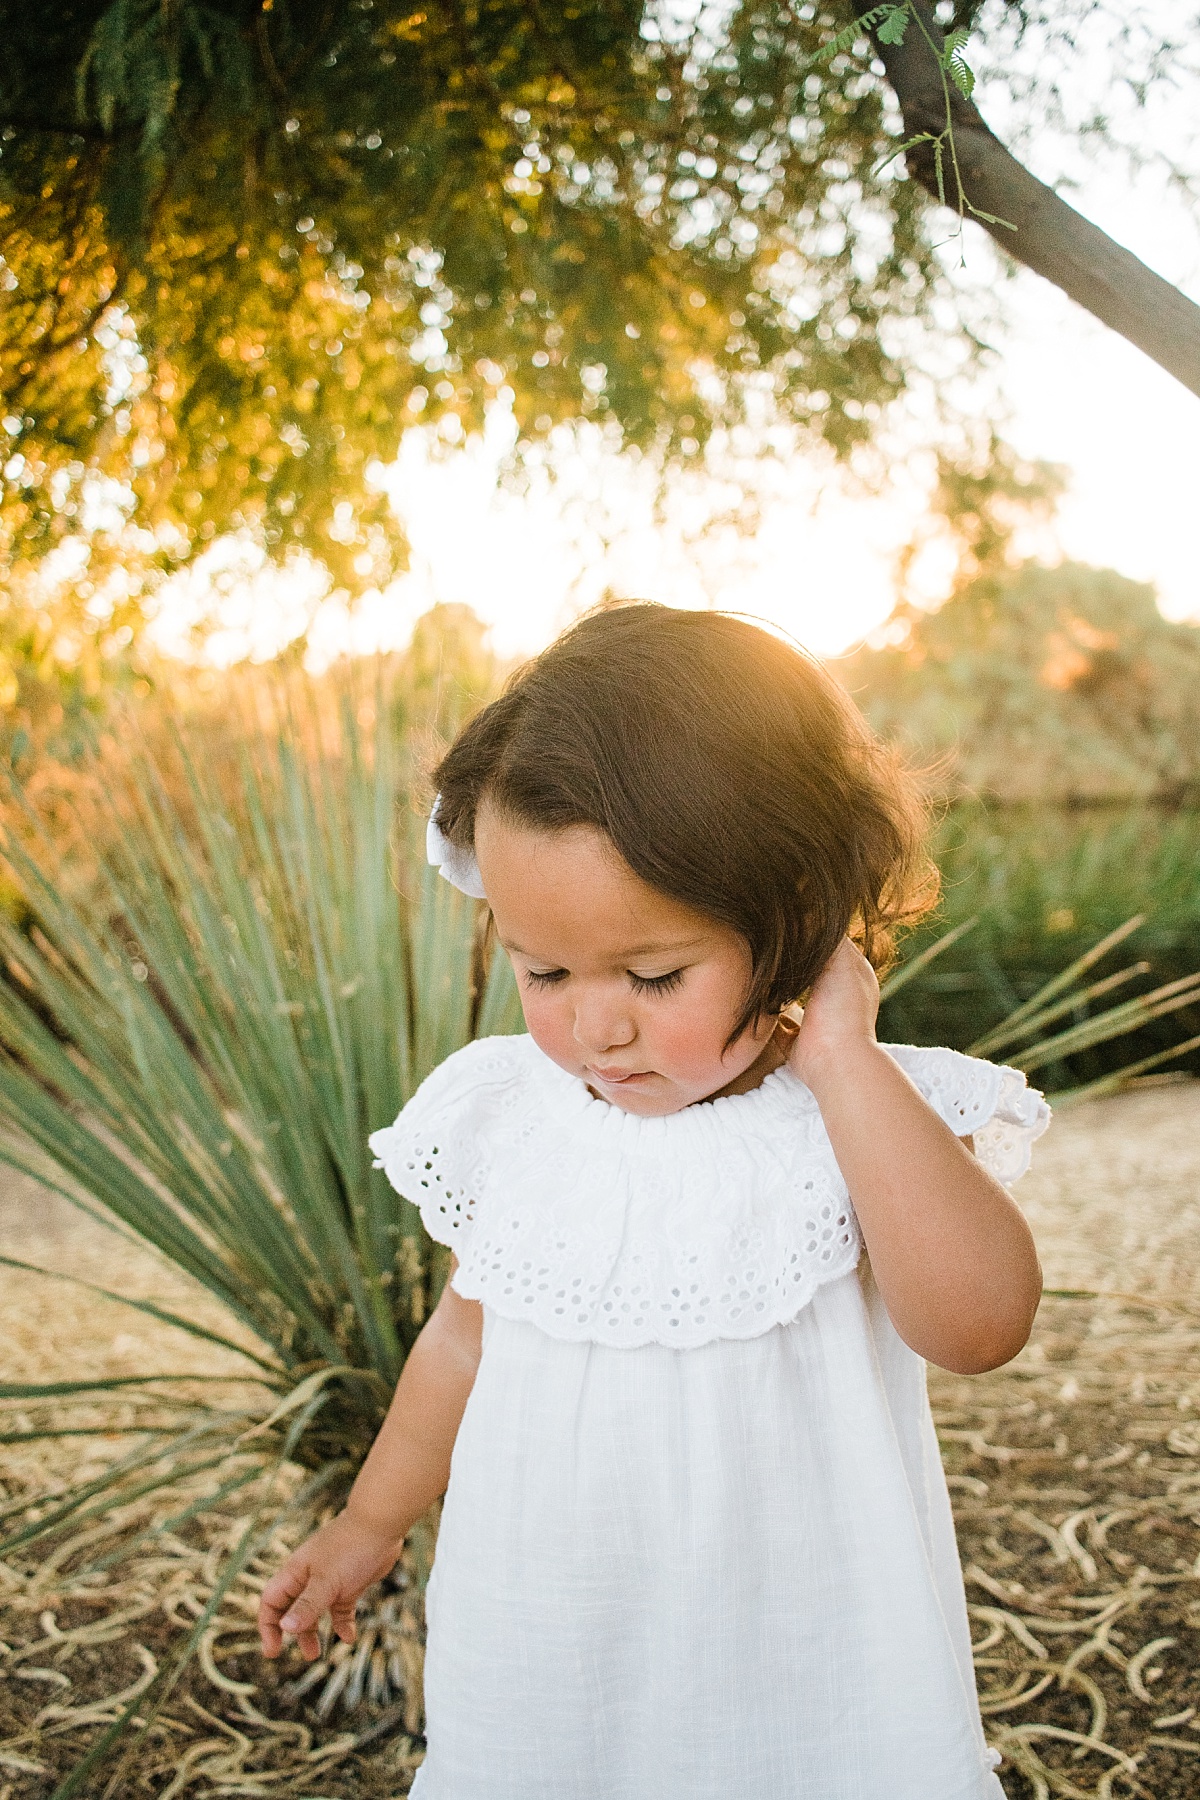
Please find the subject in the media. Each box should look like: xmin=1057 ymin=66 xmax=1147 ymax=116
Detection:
xmin=844 ymin=562 xmax=1200 ymax=804
xmin=809 ymin=5 xmax=910 ymax=64
xmin=0 ymin=652 xmax=523 ymax=1774
xmin=876 ymin=9 xmax=912 ymax=49
xmin=0 ymin=660 xmax=521 ymax=1518
xmin=0 ymin=1 xmax=946 ymax=664
xmin=939 ymin=27 xmax=976 ymax=100
xmin=843 ymin=433 xmax=1200 ymax=1081
xmin=836 ymin=431 xmax=1200 ymax=804
xmin=920 ymin=432 xmax=1067 ymax=588
xmin=2 ymin=1 xmax=1189 ymax=711
xmin=880 ymin=802 xmax=1200 ymax=1091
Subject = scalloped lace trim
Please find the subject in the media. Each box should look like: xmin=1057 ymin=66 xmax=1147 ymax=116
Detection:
xmin=369 ymin=1037 xmax=1048 ymax=1348
xmin=885 ymin=1045 xmax=1050 ymax=1184
xmin=373 ymin=1110 xmax=861 ymax=1348
xmin=973 ymin=1065 xmax=1051 ymax=1185
xmin=451 ymin=1164 xmax=861 ymax=1347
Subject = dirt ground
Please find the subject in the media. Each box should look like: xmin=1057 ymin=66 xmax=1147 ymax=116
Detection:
xmin=2 ymin=1080 xmax=1200 ymax=1798
xmin=930 ymin=1079 xmax=1200 ymax=1799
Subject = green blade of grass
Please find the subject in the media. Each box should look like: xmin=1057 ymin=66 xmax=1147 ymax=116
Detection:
xmin=973 ymin=913 xmax=1147 ymax=1039
xmin=967 ymin=960 xmax=1152 ymax=1058
xmin=0 ymin=1427 xmax=178 ymax=1443
xmin=0 ymin=1374 xmax=265 ymax=1399
xmin=1048 ymin=1030 xmax=1200 ymax=1109
xmin=1012 ymin=974 xmax=1200 ymax=1073
xmin=0 ymin=1254 xmax=283 ymax=1374
xmin=879 ymin=916 xmax=980 ymax=1002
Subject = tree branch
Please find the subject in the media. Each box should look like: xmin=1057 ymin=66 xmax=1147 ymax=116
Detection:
xmin=868 ymin=0 xmax=1200 ymax=399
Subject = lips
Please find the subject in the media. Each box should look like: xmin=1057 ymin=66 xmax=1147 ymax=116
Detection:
xmin=589 ymin=1066 xmax=651 ymax=1084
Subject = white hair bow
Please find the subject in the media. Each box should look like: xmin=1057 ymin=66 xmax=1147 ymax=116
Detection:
xmin=426 ymin=796 xmax=487 ymax=899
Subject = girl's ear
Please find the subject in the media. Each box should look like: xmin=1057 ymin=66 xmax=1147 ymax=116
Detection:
xmin=771 ymin=1009 xmax=802 ymax=1061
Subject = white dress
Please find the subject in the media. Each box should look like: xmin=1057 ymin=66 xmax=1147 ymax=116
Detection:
xmin=370 ymin=1034 xmax=1049 ymax=1800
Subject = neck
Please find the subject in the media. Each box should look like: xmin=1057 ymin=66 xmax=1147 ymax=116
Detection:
xmin=706 ymin=1013 xmax=797 ymax=1102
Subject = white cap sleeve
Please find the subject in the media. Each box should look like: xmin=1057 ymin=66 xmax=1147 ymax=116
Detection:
xmin=368 ymin=1036 xmax=528 ymax=1249
xmin=882 ymin=1044 xmax=1050 ymax=1186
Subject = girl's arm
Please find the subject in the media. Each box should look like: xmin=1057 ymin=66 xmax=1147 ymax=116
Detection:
xmin=258 ymin=1265 xmax=483 ymax=1661
xmin=791 ymin=940 xmax=1042 ymax=1375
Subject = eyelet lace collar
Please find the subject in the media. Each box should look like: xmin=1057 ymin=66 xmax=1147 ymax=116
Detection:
xmin=370 ymin=1035 xmax=1048 ymax=1349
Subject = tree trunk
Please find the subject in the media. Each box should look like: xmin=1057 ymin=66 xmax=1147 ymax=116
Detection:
xmin=868 ymin=0 xmax=1200 ymax=399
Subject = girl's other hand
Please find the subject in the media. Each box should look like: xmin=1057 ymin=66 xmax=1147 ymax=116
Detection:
xmin=788 ymin=938 xmax=879 ymax=1084
xmin=258 ymin=1510 xmax=403 ymax=1662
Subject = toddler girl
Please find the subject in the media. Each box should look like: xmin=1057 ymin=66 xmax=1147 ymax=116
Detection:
xmin=259 ymin=603 xmax=1048 ymax=1799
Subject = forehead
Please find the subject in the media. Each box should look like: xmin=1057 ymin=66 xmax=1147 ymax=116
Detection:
xmin=473 ymin=806 xmax=718 ymax=957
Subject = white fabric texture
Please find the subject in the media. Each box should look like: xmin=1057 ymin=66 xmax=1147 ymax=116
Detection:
xmin=369 ymin=1035 xmax=1047 ymax=1350
xmin=425 ymin=797 xmax=487 ymax=899
xmin=369 ymin=1035 xmax=1049 ymax=1800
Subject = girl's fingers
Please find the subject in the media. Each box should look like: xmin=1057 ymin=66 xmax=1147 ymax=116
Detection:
xmin=261 ymin=1573 xmax=360 ymax=1663
xmin=329 ymin=1597 xmax=359 ymax=1645
xmin=278 ymin=1579 xmax=335 ymax=1639
xmin=260 ymin=1561 xmax=308 ymax=1616
xmin=258 ymin=1560 xmax=311 ymax=1658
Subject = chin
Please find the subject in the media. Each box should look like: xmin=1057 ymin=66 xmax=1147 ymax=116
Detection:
xmin=600 ymin=1087 xmax=690 ymax=1117
xmin=584 ymin=1068 xmax=722 ymax=1116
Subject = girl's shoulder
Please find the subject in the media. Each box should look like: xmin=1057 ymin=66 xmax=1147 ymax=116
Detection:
xmin=367 ymin=1034 xmax=545 ymax=1250
xmin=395 ymin=1031 xmax=541 ymax=1105
xmin=878 ymin=1044 xmax=1051 ymax=1186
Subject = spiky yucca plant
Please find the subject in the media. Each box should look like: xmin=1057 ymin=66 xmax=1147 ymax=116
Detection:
xmin=0 ymin=671 xmax=521 ymax=1787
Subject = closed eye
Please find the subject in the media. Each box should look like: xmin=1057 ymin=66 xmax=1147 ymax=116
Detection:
xmin=521 ymin=966 xmax=686 ymax=995
xmin=629 ymin=968 xmax=685 ymax=996
xmin=522 ymin=968 xmax=568 ymax=989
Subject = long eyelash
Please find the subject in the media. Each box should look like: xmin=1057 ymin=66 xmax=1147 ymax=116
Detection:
xmin=629 ymin=969 xmax=685 ymax=996
xmin=522 ymin=968 xmax=685 ymax=995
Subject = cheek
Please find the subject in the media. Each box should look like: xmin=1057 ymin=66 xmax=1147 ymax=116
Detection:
xmin=650 ymin=1012 xmax=723 ymax=1073
xmin=650 ymin=968 xmax=755 ymax=1073
xmin=516 ymin=984 xmax=577 ymax=1064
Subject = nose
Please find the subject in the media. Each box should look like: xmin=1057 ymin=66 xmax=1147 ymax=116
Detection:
xmin=571 ymin=987 xmax=636 ymax=1058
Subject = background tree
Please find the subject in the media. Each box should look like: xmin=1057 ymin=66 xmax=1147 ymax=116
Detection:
xmin=840 ymin=436 xmax=1200 ymax=803
xmin=867 ymin=2 xmax=1200 ymax=396
xmin=845 ymin=562 xmax=1200 ymax=805
xmin=1 ymin=0 xmax=1196 ymax=711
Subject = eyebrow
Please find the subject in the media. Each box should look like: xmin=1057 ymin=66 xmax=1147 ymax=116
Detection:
xmin=501 ymin=936 xmax=708 ymax=960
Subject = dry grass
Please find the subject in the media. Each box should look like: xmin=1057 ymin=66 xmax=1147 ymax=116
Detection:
xmin=930 ymin=1078 xmax=1200 ymax=1799
xmin=2 ymin=1081 xmax=1200 ymax=1797
xmin=0 ymin=1172 xmax=425 ymax=1797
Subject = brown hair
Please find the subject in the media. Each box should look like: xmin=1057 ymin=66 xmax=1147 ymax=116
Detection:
xmin=433 ymin=603 xmax=937 ymax=1038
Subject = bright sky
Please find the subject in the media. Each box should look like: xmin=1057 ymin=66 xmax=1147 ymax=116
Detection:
xmin=153 ymin=16 xmax=1200 ymax=670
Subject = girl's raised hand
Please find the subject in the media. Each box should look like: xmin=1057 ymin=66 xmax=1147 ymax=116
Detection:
xmin=788 ymin=938 xmax=879 ymax=1084
xmin=258 ymin=1510 xmax=403 ymax=1662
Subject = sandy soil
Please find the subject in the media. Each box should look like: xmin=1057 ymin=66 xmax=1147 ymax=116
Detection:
xmin=2 ymin=1080 xmax=1200 ymax=1798
xmin=1011 ymin=1079 xmax=1200 ymax=1310
xmin=929 ymin=1080 xmax=1200 ymax=1799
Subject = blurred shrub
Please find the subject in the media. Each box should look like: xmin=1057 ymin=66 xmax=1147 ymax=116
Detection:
xmin=881 ymin=801 xmax=1200 ymax=1086
xmin=840 ymin=562 xmax=1200 ymax=805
